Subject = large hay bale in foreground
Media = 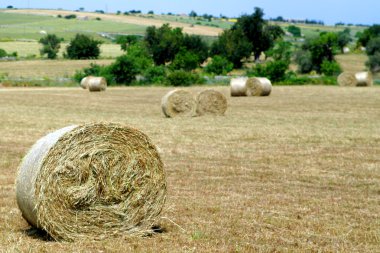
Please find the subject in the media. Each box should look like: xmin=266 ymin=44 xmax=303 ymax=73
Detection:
xmin=338 ymin=72 xmax=373 ymax=87
xmin=245 ymin=77 xmax=272 ymax=96
xmin=16 ymin=123 xmax=166 ymax=241
xmin=87 ymin=77 xmax=107 ymax=92
xmin=195 ymin=89 xmax=227 ymax=116
xmin=161 ymin=89 xmax=195 ymax=118
xmin=230 ymin=77 xmax=249 ymax=96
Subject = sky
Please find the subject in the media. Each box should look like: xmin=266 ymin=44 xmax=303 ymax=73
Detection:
xmin=1 ymin=0 xmax=380 ymax=25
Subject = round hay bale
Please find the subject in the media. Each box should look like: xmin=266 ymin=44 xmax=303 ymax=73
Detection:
xmin=230 ymin=77 xmax=249 ymax=96
xmin=161 ymin=89 xmax=195 ymax=118
xmin=87 ymin=77 xmax=107 ymax=92
xmin=338 ymin=72 xmax=373 ymax=87
xmin=80 ymin=76 xmax=91 ymax=89
xmin=245 ymin=77 xmax=272 ymax=96
xmin=355 ymin=72 xmax=373 ymax=86
xmin=195 ymin=89 xmax=227 ymax=116
xmin=16 ymin=123 xmax=166 ymax=241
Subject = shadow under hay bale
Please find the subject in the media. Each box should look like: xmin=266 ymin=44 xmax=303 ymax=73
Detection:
xmin=161 ymin=89 xmax=195 ymax=118
xmin=195 ymin=89 xmax=227 ymax=116
xmin=16 ymin=123 xmax=166 ymax=241
xmin=338 ymin=71 xmax=373 ymax=87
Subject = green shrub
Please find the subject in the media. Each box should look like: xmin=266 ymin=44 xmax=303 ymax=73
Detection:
xmin=367 ymin=52 xmax=380 ymax=73
xmin=65 ymin=34 xmax=102 ymax=59
xmin=204 ymin=55 xmax=233 ymax=75
xmin=109 ymin=55 xmax=139 ymax=84
xmin=64 ymin=14 xmax=77 ymax=19
xmin=143 ymin=65 xmax=167 ymax=84
xmin=0 ymin=49 xmax=7 ymax=58
xmin=248 ymin=60 xmax=289 ymax=82
xmin=170 ymin=51 xmax=200 ymax=71
xmin=73 ymin=63 xmax=113 ymax=85
xmin=320 ymin=60 xmax=342 ymax=76
xmin=166 ymin=70 xmax=204 ymax=86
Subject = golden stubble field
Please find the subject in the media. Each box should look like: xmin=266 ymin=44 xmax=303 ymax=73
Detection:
xmin=0 ymin=86 xmax=379 ymax=252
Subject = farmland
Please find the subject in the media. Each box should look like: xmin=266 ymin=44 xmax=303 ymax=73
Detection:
xmin=0 ymin=86 xmax=379 ymax=252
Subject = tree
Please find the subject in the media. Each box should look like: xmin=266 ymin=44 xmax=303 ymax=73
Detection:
xmin=265 ymin=40 xmax=292 ymax=63
xmin=365 ymin=37 xmax=380 ymax=73
xmin=115 ymin=35 xmax=140 ymax=51
xmin=210 ymin=28 xmax=252 ymax=68
xmin=337 ymin=28 xmax=352 ymax=53
xmin=287 ymin=25 xmax=301 ymax=37
xmin=295 ymin=32 xmax=340 ymax=73
xmin=182 ymin=34 xmax=209 ymax=64
xmin=189 ymin=10 xmax=197 ymax=18
xmin=109 ymin=55 xmax=139 ymax=84
xmin=39 ymin=34 xmax=62 ymax=59
xmin=170 ymin=50 xmax=200 ymax=71
xmin=65 ymin=34 xmax=102 ymax=59
xmin=357 ymin=25 xmax=380 ymax=47
xmin=232 ymin=7 xmax=284 ymax=61
xmin=204 ymin=55 xmax=233 ymax=75
xmin=144 ymin=24 xmax=184 ymax=65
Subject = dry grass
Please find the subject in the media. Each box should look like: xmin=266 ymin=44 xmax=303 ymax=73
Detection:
xmin=0 ymin=59 xmax=114 ymax=78
xmin=0 ymin=86 xmax=379 ymax=252
xmin=336 ymin=54 xmax=368 ymax=73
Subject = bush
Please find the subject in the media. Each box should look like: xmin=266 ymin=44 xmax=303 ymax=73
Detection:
xmin=166 ymin=70 xmax=204 ymax=86
xmin=0 ymin=49 xmax=7 ymax=58
xmin=248 ymin=60 xmax=289 ymax=82
xmin=65 ymin=34 xmax=102 ymax=59
xmin=170 ymin=51 xmax=200 ymax=71
xmin=64 ymin=14 xmax=77 ymax=19
xmin=73 ymin=63 xmax=113 ymax=85
xmin=367 ymin=52 xmax=380 ymax=73
xmin=295 ymin=50 xmax=313 ymax=74
xmin=109 ymin=55 xmax=139 ymax=84
xmin=320 ymin=60 xmax=342 ymax=76
xmin=126 ymin=44 xmax=153 ymax=72
xmin=204 ymin=55 xmax=233 ymax=75
xmin=39 ymin=34 xmax=62 ymax=59
xmin=143 ymin=66 xmax=167 ymax=84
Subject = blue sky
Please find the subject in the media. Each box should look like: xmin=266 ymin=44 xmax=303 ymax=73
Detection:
xmin=2 ymin=0 xmax=380 ymax=25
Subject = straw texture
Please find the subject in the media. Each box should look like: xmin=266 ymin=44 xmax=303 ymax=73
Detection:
xmin=161 ymin=89 xmax=195 ymax=118
xmin=87 ymin=77 xmax=107 ymax=92
xmin=195 ymin=89 xmax=227 ymax=116
xmin=245 ymin=77 xmax=272 ymax=96
xmin=16 ymin=123 xmax=166 ymax=241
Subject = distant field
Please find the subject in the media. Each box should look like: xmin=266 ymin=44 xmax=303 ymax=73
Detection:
xmin=0 ymin=86 xmax=379 ymax=252
xmin=0 ymin=59 xmax=114 ymax=79
xmin=0 ymin=41 xmax=123 ymax=58
xmin=336 ymin=54 xmax=368 ymax=73
xmin=0 ymin=9 xmax=223 ymax=37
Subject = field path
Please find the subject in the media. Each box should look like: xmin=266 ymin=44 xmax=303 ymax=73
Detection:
xmin=2 ymin=9 xmax=223 ymax=36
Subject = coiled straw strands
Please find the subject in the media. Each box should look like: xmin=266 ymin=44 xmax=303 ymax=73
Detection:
xmin=195 ymin=89 xmax=227 ymax=116
xmin=161 ymin=89 xmax=195 ymax=118
xmin=245 ymin=77 xmax=272 ymax=96
xmin=16 ymin=123 xmax=166 ymax=241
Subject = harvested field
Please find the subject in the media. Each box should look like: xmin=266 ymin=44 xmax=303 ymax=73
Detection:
xmin=0 ymin=86 xmax=379 ymax=251
xmin=0 ymin=59 xmax=114 ymax=79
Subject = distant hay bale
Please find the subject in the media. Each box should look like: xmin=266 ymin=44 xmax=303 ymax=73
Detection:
xmin=338 ymin=72 xmax=373 ymax=87
xmin=16 ymin=123 xmax=166 ymax=241
xmin=230 ymin=77 xmax=249 ymax=96
xmin=80 ymin=76 xmax=91 ymax=89
xmin=195 ymin=89 xmax=227 ymax=116
xmin=245 ymin=77 xmax=272 ymax=96
xmin=161 ymin=89 xmax=195 ymax=118
xmin=87 ymin=77 xmax=107 ymax=92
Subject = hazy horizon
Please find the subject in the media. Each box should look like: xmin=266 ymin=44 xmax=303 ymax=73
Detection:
xmin=1 ymin=0 xmax=379 ymax=25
